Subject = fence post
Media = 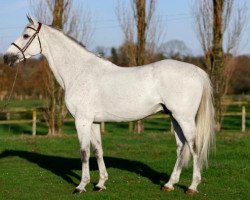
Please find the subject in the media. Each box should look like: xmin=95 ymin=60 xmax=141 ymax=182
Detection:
xmin=32 ymin=109 xmax=37 ymax=136
xmin=6 ymin=112 xmax=10 ymax=120
xmin=242 ymin=106 xmax=246 ymax=132
xmin=170 ymin=122 xmax=174 ymax=133
xmin=101 ymin=122 xmax=105 ymax=134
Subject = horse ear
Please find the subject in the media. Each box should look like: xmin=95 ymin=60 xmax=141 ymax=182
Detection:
xmin=26 ymin=14 xmax=34 ymax=24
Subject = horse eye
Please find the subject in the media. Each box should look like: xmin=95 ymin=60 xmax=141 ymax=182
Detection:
xmin=23 ymin=34 xmax=30 ymax=39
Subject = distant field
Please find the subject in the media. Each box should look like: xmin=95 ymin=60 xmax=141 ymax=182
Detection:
xmin=0 ymin=131 xmax=249 ymax=200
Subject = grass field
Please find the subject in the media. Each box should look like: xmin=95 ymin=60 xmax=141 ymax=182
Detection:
xmin=0 ymin=131 xmax=249 ymax=200
xmin=0 ymin=98 xmax=249 ymax=199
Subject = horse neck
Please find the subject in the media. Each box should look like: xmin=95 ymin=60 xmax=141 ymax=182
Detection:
xmin=40 ymin=25 xmax=97 ymax=90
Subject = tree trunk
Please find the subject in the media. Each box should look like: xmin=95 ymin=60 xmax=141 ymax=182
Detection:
xmin=52 ymin=0 xmax=64 ymax=28
xmin=46 ymin=0 xmax=67 ymax=136
xmin=134 ymin=0 xmax=146 ymax=133
xmin=136 ymin=0 xmax=146 ymax=67
xmin=211 ymin=0 xmax=224 ymax=131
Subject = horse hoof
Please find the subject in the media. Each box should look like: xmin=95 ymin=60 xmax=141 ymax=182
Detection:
xmin=185 ymin=188 xmax=198 ymax=195
xmin=93 ymin=186 xmax=106 ymax=192
xmin=73 ymin=188 xmax=85 ymax=194
xmin=162 ymin=186 xmax=174 ymax=192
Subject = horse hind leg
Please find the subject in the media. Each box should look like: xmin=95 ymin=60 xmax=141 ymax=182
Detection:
xmin=173 ymin=114 xmax=201 ymax=195
xmin=91 ymin=123 xmax=108 ymax=191
xmin=162 ymin=116 xmax=189 ymax=192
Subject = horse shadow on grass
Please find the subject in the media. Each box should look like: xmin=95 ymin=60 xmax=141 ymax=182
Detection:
xmin=0 ymin=150 xmax=186 ymax=191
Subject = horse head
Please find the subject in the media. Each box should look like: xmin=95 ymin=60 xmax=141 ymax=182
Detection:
xmin=3 ymin=16 xmax=42 ymax=67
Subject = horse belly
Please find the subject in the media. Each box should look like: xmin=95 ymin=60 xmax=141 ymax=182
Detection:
xmin=94 ymin=97 xmax=163 ymax=122
xmin=94 ymin=105 xmax=162 ymax=122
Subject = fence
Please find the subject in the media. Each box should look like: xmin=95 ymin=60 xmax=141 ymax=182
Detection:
xmin=0 ymin=105 xmax=248 ymax=135
xmin=0 ymin=108 xmax=38 ymax=136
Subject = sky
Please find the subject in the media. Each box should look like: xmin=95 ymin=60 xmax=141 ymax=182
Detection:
xmin=0 ymin=0 xmax=249 ymax=56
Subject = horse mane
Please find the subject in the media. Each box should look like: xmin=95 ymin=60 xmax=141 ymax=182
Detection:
xmin=48 ymin=25 xmax=86 ymax=48
xmin=48 ymin=25 xmax=109 ymax=62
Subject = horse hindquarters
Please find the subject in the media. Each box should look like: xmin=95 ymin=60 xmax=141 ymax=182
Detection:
xmin=158 ymin=64 xmax=214 ymax=193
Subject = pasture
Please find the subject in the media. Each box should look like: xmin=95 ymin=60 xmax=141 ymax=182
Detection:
xmin=0 ymin=98 xmax=249 ymax=199
xmin=0 ymin=130 xmax=249 ymax=200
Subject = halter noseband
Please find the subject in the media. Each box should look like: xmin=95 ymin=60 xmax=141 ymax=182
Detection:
xmin=11 ymin=22 xmax=42 ymax=61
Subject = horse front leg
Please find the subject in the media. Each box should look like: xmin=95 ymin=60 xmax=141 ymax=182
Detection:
xmin=91 ymin=123 xmax=108 ymax=191
xmin=74 ymin=118 xmax=92 ymax=193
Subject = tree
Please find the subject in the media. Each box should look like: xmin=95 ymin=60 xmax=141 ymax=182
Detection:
xmin=133 ymin=0 xmax=158 ymax=133
xmin=160 ymin=39 xmax=191 ymax=60
xmin=110 ymin=47 xmax=119 ymax=65
xmin=95 ymin=46 xmax=110 ymax=58
xmin=116 ymin=1 xmax=137 ymax=67
xmin=45 ymin=0 xmax=66 ymax=136
xmin=230 ymin=56 xmax=250 ymax=94
xmin=193 ymin=0 xmax=247 ymax=131
xmin=30 ymin=0 xmax=93 ymax=135
xmin=116 ymin=0 xmax=160 ymax=133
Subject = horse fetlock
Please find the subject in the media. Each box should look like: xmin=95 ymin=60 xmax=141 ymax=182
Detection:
xmin=96 ymin=175 xmax=108 ymax=189
xmin=169 ymin=173 xmax=180 ymax=185
xmin=82 ymin=177 xmax=90 ymax=184
xmin=194 ymin=175 xmax=201 ymax=183
xmin=100 ymin=172 xmax=108 ymax=180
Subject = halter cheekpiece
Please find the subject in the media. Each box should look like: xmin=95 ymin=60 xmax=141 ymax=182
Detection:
xmin=11 ymin=22 xmax=42 ymax=61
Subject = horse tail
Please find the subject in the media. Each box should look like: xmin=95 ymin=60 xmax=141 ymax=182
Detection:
xmin=195 ymin=69 xmax=215 ymax=169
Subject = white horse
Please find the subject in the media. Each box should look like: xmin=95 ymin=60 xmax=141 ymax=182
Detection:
xmin=4 ymin=17 xmax=214 ymax=195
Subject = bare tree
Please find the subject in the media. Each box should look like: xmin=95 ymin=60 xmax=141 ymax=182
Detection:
xmin=193 ymin=0 xmax=247 ymax=131
xmin=116 ymin=1 xmax=137 ymax=67
xmin=116 ymin=0 xmax=164 ymax=67
xmin=210 ymin=0 xmax=224 ymax=131
xmin=133 ymin=0 xmax=159 ymax=133
xmin=29 ymin=0 xmax=93 ymax=46
xmin=160 ymin=39 xmax=191 ymax=60
xmin=146 ymin=15 xmax=165 ymax=59
xmin=29 ymin=0 xmax=93 ymax=135
xmin=116 ymin=0 xmax=161 ymax=133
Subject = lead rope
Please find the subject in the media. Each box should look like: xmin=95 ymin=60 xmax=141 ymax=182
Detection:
xmin=0 ymin=65 xmax=19 ymax=112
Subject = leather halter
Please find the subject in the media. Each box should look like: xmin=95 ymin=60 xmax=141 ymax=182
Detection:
xmin=11 ymin=22 xmax=42 ymax=61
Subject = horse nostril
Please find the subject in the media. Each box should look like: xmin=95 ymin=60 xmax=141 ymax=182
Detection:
xmin=3 ymin=54 xmax=9 ymax=64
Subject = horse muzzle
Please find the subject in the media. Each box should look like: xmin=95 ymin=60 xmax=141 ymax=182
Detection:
xmin=3 ymin=53 xmax=19 ymax=67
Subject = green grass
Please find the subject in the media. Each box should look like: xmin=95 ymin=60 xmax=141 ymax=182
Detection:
xmin=0 ymin=99 xmax=45 ymax=109
xmin=0 ymin=131 xmax=249 ymax=200
xmin=0 ymin=97 xmax=249 ymax=199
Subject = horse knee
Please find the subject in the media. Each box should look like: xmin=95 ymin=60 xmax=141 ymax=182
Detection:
xmin=93 ymin=148 xmax=103 ymax=159
xmin=80 ymin=148 xmax=90 ymax=163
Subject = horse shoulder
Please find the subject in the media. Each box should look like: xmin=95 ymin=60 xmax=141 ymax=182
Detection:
xmin=65 ymin=77 xmax=99 ymax=118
